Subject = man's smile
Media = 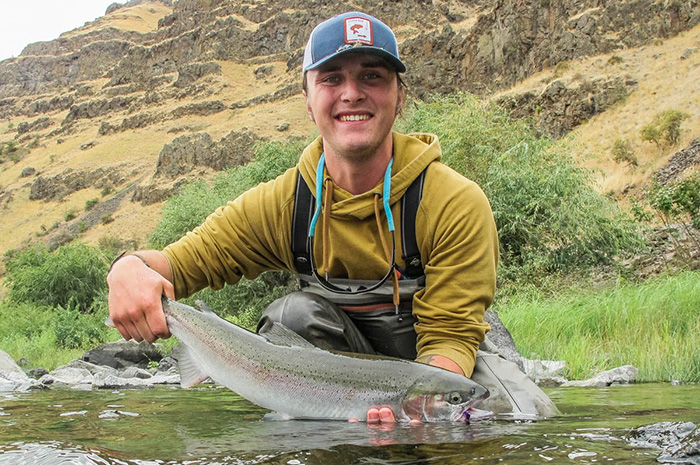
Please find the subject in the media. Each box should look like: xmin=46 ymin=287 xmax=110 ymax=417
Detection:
xmin=337 ymin=113 xmax=372 ymax=122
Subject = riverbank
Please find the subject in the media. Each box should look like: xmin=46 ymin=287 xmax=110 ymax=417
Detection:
xmin=1 ymin=269 xmax=698 ymax=382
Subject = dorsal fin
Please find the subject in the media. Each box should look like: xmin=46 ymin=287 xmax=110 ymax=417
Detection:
xmin=194 ymin=299 xmax=216 ymax=314
xmin=260 ymin=323 xmax=316 ymax=348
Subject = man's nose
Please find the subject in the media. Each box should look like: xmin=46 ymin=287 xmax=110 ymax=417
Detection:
xmin=340 ymin=78 xmax=365 ymax=102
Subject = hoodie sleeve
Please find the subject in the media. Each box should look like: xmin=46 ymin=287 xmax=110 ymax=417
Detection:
xmin=412 ymin=164 xmax=498 ymax=377
xmin=162 ymin=168 xmax=298 ymax=300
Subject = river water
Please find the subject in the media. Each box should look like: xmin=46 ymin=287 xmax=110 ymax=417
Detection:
xmin=0 ymin=383 xmax=697 ymax=464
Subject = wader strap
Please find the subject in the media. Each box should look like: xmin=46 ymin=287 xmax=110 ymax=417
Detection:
xmin=291 ymin=169 xmax=427 ymax=278
xmin=291 ymin=172 xmax=314 ymax=275
xmin=400 ymin=169 xmax=426 ymax=278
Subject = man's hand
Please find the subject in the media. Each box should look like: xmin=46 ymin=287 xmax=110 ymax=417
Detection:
xmin=363 ymin=355 xmax=465 ymax=425
xmin=106 ymin=251 xmax=174 ymax=343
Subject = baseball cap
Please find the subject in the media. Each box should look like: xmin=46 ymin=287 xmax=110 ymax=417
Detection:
xmin=302 ymin=11 xmax=406 ymax=73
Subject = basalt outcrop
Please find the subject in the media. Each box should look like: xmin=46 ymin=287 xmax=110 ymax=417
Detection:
xmin=0 ymin=0 xmax=697 ymax=255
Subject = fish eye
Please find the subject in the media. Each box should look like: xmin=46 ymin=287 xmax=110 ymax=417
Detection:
xmin=447 ymin=392 xmax=463 ymax=405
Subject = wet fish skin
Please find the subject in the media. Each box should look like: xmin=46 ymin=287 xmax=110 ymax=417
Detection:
xmin=161 ymin=297 xmax=490 ymax=422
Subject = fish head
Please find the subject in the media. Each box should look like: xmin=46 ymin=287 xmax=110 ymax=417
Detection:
xmin=401 ymin=372 xmax=490 ymax=422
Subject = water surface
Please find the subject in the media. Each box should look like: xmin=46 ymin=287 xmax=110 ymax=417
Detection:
xmin=0 ymin=383 xmax=697 ymax=464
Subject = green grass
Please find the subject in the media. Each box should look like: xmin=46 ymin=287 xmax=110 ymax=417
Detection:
xmin=495 ymin=270 xmax=700 ymax=382
xmin=0 ymin=300 xmax=121 ymax=370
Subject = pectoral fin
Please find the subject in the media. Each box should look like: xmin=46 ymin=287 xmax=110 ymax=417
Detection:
xmin=173 ymin=343 xmax=209 ymax=388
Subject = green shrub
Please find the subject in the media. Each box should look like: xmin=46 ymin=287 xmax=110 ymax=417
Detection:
xmin=396 ymin=93 xmax=641 ymax=282
xmin=85 ymin=198 xmax=99 ymax=211
xmin=101 ymin=184 xmax=114 ymax=197
xmin=5 ymin=244 xmax=109 ymax=313
xmin=607 ymin=55 xmax=624 ymax=65
xmin=649 ymin=174 xmax=700 ymax=229
xmin=641 ymin=110 xmax=690 ymax=146
xmin=53 ymin=299 xmax=111 ymax=349
xmin=64 ymin=209 xmax=77 ymax=221
xmin=612 ymin=138 xmax=637 ymax=165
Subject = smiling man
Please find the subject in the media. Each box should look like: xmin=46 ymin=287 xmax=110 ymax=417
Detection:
xmin=107 ymin=12 xmax=501 ymax=423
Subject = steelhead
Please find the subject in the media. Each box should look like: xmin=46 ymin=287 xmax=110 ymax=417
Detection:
xmin=137 ymin=298 xmax=488 ymax=422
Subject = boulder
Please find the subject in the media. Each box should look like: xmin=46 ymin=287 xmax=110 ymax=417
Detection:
xmin=563 ymin=365 xmax=638 ymax=387
xmin=0 ymin=349 xmax=38 ymax=391
xmin=82 ymin=340 xmax=163 ymax=369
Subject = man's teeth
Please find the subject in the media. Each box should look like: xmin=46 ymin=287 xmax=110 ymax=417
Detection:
xmin=339 ymin=114 xmax=370 ymax=121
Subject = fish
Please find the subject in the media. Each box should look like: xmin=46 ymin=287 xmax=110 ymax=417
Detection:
xmin=112 ymin=297 xmax=490 ymax=422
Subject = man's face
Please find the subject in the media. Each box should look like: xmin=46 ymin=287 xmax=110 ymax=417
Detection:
xmin=304 ymin=52 xmax=402 ymax=162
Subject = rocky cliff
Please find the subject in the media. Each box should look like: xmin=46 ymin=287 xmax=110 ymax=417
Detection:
xmin=0 ymin=0 xmax=698 ymax=259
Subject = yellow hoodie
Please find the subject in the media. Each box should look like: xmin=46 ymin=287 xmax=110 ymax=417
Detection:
xmin=163 ymin=132 xmax=498 ymax=375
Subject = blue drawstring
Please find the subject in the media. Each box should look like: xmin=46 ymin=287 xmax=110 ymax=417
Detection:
xmin=309 ymin=154 xmax=394 ymax=237
xmin=308 ymin=153 xmax=326 ymax=238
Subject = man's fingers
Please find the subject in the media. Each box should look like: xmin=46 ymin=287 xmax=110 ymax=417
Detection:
xmin=144 ymin=299 xmax=170 ymax=339
xmin=367 ymin=407 xmax=395 ymax=424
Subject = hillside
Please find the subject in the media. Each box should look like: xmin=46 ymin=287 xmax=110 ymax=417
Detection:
xmin=0 ymin=0 xmax=698 ymax=270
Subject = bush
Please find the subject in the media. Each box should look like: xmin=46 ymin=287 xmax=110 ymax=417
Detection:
xmin=85 ymin=198 xmax=99 ymax=211
xmin=641 ymin=110 xmax=689 ymax=146
xmin=649 ymin=174 xmax=700 ymax=229
xmin=5 ymin=244 xmax=110 ymax=313
xmin=65 ymin=209 xmax=77 ymax=221
xmin=53 ymin=299 xmax=111 ymax=349
xmin=612 ymin=138 xmax=637 ymax=165
xmin=396 ymin=93 xmax=641 ymax=282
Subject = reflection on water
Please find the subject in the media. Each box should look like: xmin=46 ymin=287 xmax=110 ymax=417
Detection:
xmin=0 ymin=384 xmax=698 ymax=464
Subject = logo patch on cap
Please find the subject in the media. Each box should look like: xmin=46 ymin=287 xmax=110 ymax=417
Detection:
xmin=344 ymin=17 xmax=373 ymax=45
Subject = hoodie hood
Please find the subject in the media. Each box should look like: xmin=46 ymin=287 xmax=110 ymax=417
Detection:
xmin=297 ymin=132 xmax=442 ymax=221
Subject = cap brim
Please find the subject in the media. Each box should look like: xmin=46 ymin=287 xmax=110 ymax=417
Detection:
xmin=304 ymin=46 xmax=406 ymax=73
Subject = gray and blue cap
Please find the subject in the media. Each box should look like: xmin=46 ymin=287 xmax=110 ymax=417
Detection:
xmin=302 ymin=12 xmax=406 ymax=73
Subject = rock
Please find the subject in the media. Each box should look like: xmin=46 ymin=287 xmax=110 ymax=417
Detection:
xmin=155 ymin=129 xmax=259 ymax=177
xmin=653 ymin=139 xmax=700 ymax=186
xmin=26 ymin=368 xmax=49 ymax=379
xmin=157 ymin=355 xmax=177 ymax=372
xmin=173 ymin=62 xmax=222 ymax=88
xmin=276 ymin=122 xmax=290 ymax=132
xmin=20 ymin=167 xmax=35 ymax=177
xmin=0 ymin=349 xmax=38 ymax=392
xmin=44 ymin=367 xmax=94 ymax=386
xmin=522 ymin=358 xmax=567 ymax=384
xmin=483 ymin=309 xmax=523 ymax=370
xmin=120 ymin=367 xmax=153 ymax=379
xmin=17 ymin=117 xmax=51 ymax=134
xmin=82 ymin=340 xmax=164 ymax=369
xmin=626 ymin=422 xmax=699 ymax=465
xmin=563 ymin=365 xmax=638 ymax=387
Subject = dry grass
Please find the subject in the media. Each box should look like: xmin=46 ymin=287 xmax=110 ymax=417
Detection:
xmin=61 ymin=3 xmax=172 ymax=38
xmin=2 ymin=7 xmax=698 ymax=261
xmin=495 ymin=23 xmax=700 ymax=197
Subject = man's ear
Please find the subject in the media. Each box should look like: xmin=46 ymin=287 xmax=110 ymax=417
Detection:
xmin=303 ymin=90 xmax=315 ymax=123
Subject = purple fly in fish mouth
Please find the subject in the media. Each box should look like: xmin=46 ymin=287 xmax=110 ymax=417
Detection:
xmin=398 ymin=376 xmax=490 ymax=423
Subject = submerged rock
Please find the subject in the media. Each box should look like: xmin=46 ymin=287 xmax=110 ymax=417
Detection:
xmin=627 ymin=421 xmax=699 ymax=465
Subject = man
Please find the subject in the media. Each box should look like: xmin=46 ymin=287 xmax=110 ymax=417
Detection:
xmin=107 ymin=12 xmax=499 ymax=423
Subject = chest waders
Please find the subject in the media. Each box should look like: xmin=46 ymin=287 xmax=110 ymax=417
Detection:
xmin=258 ymin=165 xmax=427 ymax=360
